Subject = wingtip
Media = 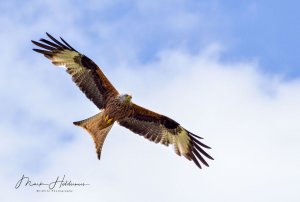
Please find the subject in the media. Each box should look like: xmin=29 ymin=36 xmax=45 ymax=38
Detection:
xmin=31 ymin=40 xmax=40 ymax=46
xmin=190 ymin=154 xmax=202 ymax=169
xmin=188 ymin=131 xmax=203 ymax=139
xmin=32 ymin=48 xmax=43 ymax=53
xmin=32 ymin=48 xmax=40 ymax=53
xmin=46 ymin=32 xmax=55 ymax=40
xmin=31 ymin=40 xmax=43 ymax=47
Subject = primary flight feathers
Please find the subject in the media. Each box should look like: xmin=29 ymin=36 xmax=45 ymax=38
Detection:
xmin=32 ymin=33 xmax=213 ymax=169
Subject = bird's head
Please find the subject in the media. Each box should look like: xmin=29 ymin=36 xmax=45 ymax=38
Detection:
xmin=120 ymin=94 xmax=132 ymax=104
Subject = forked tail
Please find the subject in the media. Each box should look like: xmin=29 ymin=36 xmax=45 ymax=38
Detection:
xmin=73 ymin=112 xmax=114 ymax=159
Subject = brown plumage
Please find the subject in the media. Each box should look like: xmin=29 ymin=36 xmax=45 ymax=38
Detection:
xmin=32 ymin=33 xmax=214 ymax=169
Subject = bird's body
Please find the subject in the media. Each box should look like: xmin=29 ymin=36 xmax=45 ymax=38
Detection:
xmin=32 ymin=33 xmax=214 ymax=169
xmin=73 ymin=94 xmax=134 ymax=159
xmin=105 ymin=94 xmax=133 ymax=122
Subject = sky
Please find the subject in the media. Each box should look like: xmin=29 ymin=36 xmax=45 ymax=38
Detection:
xmin=0 ymin=0 xmax=300 ymax=201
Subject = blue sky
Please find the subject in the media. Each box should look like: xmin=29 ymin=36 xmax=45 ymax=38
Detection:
xmin=78 ymin=0 xmax=300 ymax=78
xmin=218 ymin=0 xmax=300 ymax=78
xmin=78 ymin=0 xmax=300 ymax=77
xmin=1 ymin=0 xmax=300 ymax=201
xmin=3 ymin=0 xmax=299 ymax=76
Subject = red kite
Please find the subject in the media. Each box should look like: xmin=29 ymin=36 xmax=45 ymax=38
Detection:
xmin=32 ymin=33 xmax=213 ymax=169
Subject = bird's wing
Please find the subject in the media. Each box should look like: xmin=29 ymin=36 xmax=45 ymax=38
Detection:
xmin=118 ymin=103 xmax=213 ymax=169
xmin=32 ymin=33 xmax=118 ymax=109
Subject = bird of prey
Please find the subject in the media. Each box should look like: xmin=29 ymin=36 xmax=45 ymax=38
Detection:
xmin=32 ymin=33 xmax=213 ymax=169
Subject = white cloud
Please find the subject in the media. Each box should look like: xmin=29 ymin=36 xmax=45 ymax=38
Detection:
xmin=3 ymin=45 xmax=300 ymax=202
xmin=0 ymin=1 xmax=300 ymax=202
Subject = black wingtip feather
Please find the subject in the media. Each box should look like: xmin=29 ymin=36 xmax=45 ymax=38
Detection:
xmin=188 ymin=131 xmax=203 ymax=139
xmin=193 ymin=142 xmax=214 ymax=160
xmin=190 ymin=154 xmax=202 ymax=169
xmin=39 ymin=38 xmax=62 ymax=49
xmin=191 ymin=136 xmax=211 ymax=149
xmin=184 ymin=130 xmax=214 ymax=168
xmin=32 ymin=48 xmax=52 ymax=55
xmin=32 ymin=40 xmax=55 ymax=51
xmin=60 ymin=37 xmax=77 ymax=51
xmin=33 ymin=33 xmax=79 ymax=57
xmin=46 ymin=32 xmax=68 ymax=49
xmin=192 ymin=147 xmax=209 ymax=167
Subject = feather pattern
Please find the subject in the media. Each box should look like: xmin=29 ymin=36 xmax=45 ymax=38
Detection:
xmin=119 ymin=104 xmax=214 ymax=169
xmin=32 ymin=33 xmax=118 ymax=109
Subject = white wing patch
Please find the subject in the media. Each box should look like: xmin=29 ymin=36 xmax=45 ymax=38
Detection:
xmin=161 ymin=126 xmax=191 ymax=159
xmin=51 ymin=50 xmax=79 ymax=67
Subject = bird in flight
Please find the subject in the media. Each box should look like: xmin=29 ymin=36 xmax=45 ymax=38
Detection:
xmin=32 ymin=33 xmax=213 ymax=169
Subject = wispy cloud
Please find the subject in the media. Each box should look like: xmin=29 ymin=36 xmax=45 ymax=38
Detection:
xmin=1 ymin=1 xmax=300 ymax=202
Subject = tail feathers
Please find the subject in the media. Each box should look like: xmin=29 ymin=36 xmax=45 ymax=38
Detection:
xmin=92 ymin=125 xmax=113 ymax=160
xmin=73 ymin=112 xmax=103 ymax=128
xmin=73 ymin=112 xmax=113 ymax=159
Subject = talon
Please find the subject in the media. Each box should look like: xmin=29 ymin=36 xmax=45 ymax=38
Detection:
xmin=107 ymin=118 xmax=113 ymax=124
xmin=104 ymin=115 xmax=112 ymax=124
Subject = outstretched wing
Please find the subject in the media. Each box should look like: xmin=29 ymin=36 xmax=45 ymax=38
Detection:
xmin=32 ymin=33 xmax=118 ymax=109
xmin=118 ymin=104 xmax=214 ymax=169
